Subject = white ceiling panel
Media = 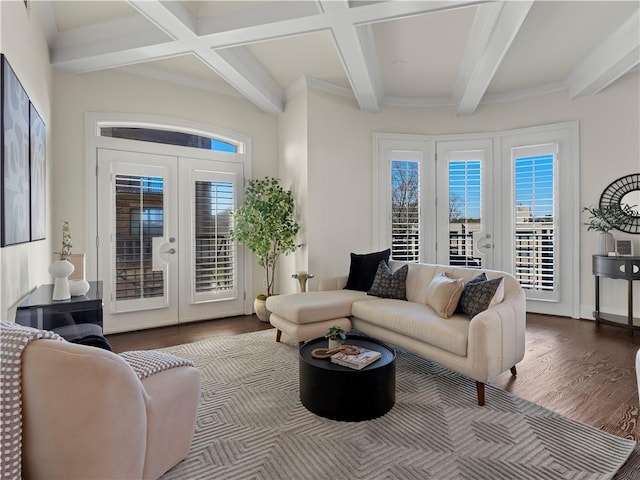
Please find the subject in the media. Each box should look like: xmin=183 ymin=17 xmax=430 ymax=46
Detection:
xmin=373 ymin=5 xmax=478 ymax=98
xmin=51 ymin=1 xmax=138 ymax=32
xmin=246 ymin=31 xmax=351 ymax=90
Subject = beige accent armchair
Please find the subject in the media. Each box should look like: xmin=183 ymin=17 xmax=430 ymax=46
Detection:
xmin=21 ymin=339 xmax=200 ymax=479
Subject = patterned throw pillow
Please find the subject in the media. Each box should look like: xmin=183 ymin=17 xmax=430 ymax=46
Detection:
xmin=455 ymin=273 xmax=487 ymax=313
xmin=458 ymin=276 xmax=503 ymax=319
xmin=425 ymin=272 xmax=464 ymax=317
xmin=367 ymin=261 xmax=408 ymax=300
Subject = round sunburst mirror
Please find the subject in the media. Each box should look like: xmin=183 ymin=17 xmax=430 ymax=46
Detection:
xmin=599 ymin=173 xmax=640 ymax=234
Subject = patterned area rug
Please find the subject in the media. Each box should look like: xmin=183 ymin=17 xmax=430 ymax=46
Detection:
xmin=160 ymin=330 xmax=638 ymax=480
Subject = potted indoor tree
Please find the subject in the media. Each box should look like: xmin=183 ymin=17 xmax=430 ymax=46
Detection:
xmin=582 ymin=204 xmax=635 ymax=255
xmin=231 ymin=177 xmax=300 ymax=322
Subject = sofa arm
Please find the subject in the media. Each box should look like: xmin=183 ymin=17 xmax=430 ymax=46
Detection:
xmin=317 ymin=276 xmax=348 ymax=291
xmin=22 ymin=340 xmax=147 ymax=479
xmin=466 ymin=296 xmax=526 ymax=381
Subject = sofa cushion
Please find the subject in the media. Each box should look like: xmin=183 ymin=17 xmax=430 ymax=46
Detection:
xmin=266 ymin=290 xmax=373 ymax=325
xmin=458 ymin=277 xmax=503 ymax=319
xmin=352 ymin=299 xmax=470 ymax=356
xmin=344 ymin=249 xmax=391 ymax=292
xmin=425 ymin=272 xmax=464 ymax=317
xmin=367 ymin=261 xmax=408 ymax=300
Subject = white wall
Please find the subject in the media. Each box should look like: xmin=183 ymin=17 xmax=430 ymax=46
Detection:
xmin=303 ymin=71 xmax=640 ymax=318
xmin=277 ymin=91 xmax=308 ymax=294
xmin=0 ymin=1 xmax=53 ymax=320
xmin=52 ymin=69 xmax=279 ymax=304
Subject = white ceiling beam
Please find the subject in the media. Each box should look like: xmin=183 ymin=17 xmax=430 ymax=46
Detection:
xmin=568 ymin=9 xmax=640 ymax=99
xmin=456 ymin=0 xmax=533 ymax=115
xmin=347 ymin=0 xmax=485 ymax=25
xmin=127 ymin=0 xmax=283 ymax=114
xmin=320 ymin=1 xmax=380 ymax=112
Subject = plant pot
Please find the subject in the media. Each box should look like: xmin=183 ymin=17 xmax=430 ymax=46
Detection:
xmin=328 ymin=339 xmax=341 ymax=350
xmin=254 ymin=297 xmax=271 ymax=323
xmin=49 ymin=260 xmax=75 ymax=301
xmin=598 ymin=232 xmax=615 ymax=256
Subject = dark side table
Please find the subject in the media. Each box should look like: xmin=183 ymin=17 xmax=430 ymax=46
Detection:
xmin=15 ymin=281 xmax=103 ymax=331
xmin=592 ymin=255 xmax=640 ymax=336
xmin=299 ymin=335 xmax=396 ymax=421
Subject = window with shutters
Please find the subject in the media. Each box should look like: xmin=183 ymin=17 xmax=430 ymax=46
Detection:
xmin=391 ymin=159 xmax=420 ymax=262
xmin=194 ymin=180 xmax=234 ymax=295
xmin=512 ymin=147 xmax=556 ymax=296
xmin=448 ymin=160 xmax=482 ymax=267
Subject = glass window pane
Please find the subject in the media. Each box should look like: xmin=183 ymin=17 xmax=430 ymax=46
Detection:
xmin=101 ymin=127 xmax=237 ymax=153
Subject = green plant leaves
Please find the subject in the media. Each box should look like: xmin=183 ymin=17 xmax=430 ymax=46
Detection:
xmin=230 ymin=177 xmax=300 ymax=296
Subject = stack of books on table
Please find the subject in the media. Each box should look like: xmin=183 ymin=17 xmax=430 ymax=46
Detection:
xmin=331 ymin=347 xmax=381 ymax=370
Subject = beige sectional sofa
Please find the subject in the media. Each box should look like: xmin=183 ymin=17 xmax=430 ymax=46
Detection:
xmin=267 ymin=260 xmax=526 ymax=405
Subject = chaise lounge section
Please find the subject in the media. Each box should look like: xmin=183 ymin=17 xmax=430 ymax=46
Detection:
xmin=267 ymin=260 xmax=526 ymax=405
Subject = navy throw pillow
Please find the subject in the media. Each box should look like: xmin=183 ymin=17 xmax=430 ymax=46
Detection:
xmin=344 ymin=249 xmax=391 ymax=292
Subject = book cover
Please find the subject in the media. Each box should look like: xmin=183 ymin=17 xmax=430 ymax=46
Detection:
xmin=331 ymin=347 xmax=381 ymax=370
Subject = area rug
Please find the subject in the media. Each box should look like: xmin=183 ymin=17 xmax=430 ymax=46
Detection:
xmin=160 ymin=330 xmax=638 ymax=480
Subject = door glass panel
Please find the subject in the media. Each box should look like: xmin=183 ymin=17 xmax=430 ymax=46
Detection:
xmin=194 ymin=181 xmax=234 ymax=294
xmin=391 ymin=160 xmax=420 ymax=262
xmin=115 ymin=175 xmax=165 ymax=300
xmin=448 ymin=160 xmax=482 ymax=267
xmin=514 ymin=154 xmax=555 ymax=292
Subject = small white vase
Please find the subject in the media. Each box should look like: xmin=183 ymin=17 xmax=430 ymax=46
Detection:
xmin=328 ymin=339 xmax=341 ymax=350
xmin=69 ymin=279 xmax=90 ymax=296
xmin=49 ymin=260 xmax=75 ymax=301
xmin=597 ymin=232 xmax=615 ymax=256
xmin=254 ymin=297 xmax=271 ymax=323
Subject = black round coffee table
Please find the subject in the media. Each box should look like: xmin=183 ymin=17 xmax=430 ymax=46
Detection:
xmin=299 ymin=335 xmax=396 ymax=421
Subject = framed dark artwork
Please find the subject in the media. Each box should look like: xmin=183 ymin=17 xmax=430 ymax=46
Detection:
xmin=1 ymin=55 xmax=31 ymax=247
xmin=30 ymin=103 xmax=45 ymax=241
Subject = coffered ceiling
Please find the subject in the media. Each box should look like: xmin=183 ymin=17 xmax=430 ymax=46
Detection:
xmin=32 ymin=0 xmax=640 ymax=115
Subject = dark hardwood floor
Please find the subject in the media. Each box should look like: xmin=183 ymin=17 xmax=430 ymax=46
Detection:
xmin=107 ymin=313 xmax=640 ymax=441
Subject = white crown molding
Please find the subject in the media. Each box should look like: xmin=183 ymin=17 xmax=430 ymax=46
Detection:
xmin=481 ymin=82 xmax=567 ymax=105
xmin=456 ymin=1 xmax=534 ymax=115
xmin=568 ymin=8 xmax=640 ymax=99
xmin=382 ymin=96 xmax=454 ymax=108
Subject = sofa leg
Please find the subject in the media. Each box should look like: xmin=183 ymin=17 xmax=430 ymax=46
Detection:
xmin=476 ymin=382 xmax=485 ymax=406
xmin=510 ymin=365 xmax=517 ymax=376
xmin=275 ymin=329 xmax=282 ymax=343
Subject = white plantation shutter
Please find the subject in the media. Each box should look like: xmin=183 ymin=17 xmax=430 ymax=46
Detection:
xmin=448 ymin=160 xmax=482 ymax=267
xmin=391 ymin=160 xmax=420 ymax=262
xmin=191 ymin=171 xmax=238 ymax=303
xmin=513 ymin=146 xmax=557 ymax=299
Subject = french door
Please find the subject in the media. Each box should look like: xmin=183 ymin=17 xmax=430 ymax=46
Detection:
xmin=436 ymin=139 xmax=494 ymax=268
xmin=378 ymin=137 xmax=495 ymax=270
xmin=97 ymin=148 xmax=244 ymax=334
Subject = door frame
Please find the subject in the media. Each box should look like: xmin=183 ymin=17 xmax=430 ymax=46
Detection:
xmin=85 ymin=112 xmax=253 ymax=315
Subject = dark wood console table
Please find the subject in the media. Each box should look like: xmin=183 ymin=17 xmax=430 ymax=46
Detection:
xmin=592 ymin=255 xmax=640 ymax=336
xmin=15 ymin=281 xmax=103 ymax=331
